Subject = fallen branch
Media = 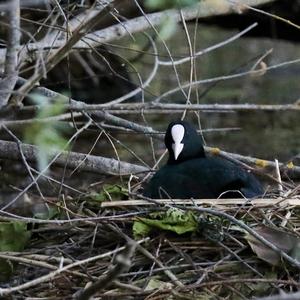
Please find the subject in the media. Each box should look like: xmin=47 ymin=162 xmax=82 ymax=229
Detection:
xmin=0 ymin=253 xmax=91 ymax=280
xmin=0 ymin=140 xmax=148 ymax=176
xmin=107 ymin=223 xmax=185 ymax=288
xmin=76 ymin=241 xmax=136 ymax=300
xmin=100 ymin=198 xmax=300 ymax=208
xmin=207 ymin=147 xmax=300 ymax=179
xmin=187 ymin=206 xmax=300 ymax=269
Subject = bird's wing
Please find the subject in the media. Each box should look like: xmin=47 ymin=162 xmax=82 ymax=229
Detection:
xmin=188 ymin=157 xmax=263 ymax=198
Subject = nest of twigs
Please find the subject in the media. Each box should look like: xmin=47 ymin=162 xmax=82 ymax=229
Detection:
xmin=1 ymin=183 xmax=300 ymax=300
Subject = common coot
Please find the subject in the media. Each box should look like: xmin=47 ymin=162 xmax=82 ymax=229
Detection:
xmin=143 ymin=121 xmax=264 ymax=199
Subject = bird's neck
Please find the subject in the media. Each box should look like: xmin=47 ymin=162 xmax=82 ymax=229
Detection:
xmin=167 ymin=150 xmax=206 ymax=165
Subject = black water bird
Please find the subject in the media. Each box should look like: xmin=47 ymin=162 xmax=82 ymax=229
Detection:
xmin=144 ymin=121 xmax=263 ymax=199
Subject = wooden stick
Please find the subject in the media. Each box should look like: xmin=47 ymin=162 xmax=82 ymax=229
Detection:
xmin=100 ymin=198 xmax=300 ymax=208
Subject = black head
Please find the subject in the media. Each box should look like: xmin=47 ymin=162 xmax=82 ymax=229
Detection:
xmin=164 ymin=120 xmax=205 ymax=164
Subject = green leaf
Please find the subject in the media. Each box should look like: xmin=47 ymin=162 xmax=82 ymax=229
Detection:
xmin=133 ymin=208 xmax=198 ymax=238
xmin=34 ymin=206 xmax=60 ymax=220
xmin=159 ymin=16 xmax=178 ymax=41
xmin=0 ymin=221 xmax=31 ymax=251
xmin=133 ymin=220 xmax=152 ymax=239
xmin=144 ymin=278 xmax=173 ymax=291
xmin=0 ymin=221 xmax=31 ymax=281
xmin=24 ymin=94 xmax=69 ymax=172
xmin=88 ymin=184 xmax=128 ymax=203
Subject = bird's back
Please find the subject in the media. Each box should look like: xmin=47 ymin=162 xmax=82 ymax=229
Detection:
xmin=144 ymin=156 xmax=263 ymax=199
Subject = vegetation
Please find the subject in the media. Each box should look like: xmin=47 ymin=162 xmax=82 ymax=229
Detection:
xmin=0 ymin=0 xmax=299 ymax=299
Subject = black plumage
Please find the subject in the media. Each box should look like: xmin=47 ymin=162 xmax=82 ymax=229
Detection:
xmin=144 ymin=121 xmax=264 ymax=199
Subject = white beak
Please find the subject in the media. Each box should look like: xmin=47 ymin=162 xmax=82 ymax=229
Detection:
xmin=172 ymin=142 xmax=184 ymax=160
xmin=171 ymin=124 xmax=185 ymax=160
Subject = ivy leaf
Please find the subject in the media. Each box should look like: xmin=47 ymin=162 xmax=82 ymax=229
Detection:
xmin=90 ymin=184 xmax=128 ymax=202
xmin=0 ymin=221 xmax=31 ymax=281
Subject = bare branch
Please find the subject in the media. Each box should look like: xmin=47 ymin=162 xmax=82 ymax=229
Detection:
xmin=12 ymin=1 xmax=124 ymax=105
xmin=73 ymin=102 xmax=300 ymax=113
xmin=100 ymin=198 xmax=300 ymax=208
xmin=0 ymin=238 xmax=148 ymax=297
xmin=0 ymin=140 xmax=148 ymax=176
xmin=0 ymin=0 xmax=276 ymax=65
xmin=3 ymin=79 xmax=300 ymax=179
xmin=76 ymin=241 xmax=136 ymax=300
xmin=187 ymin=205 xmax=300 ymax=269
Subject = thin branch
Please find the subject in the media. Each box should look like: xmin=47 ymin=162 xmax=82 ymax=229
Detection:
xmin=12 ymin=1 xmax=123 ymax=105
xmin=0 ymin=253 xmax=91 ymax=280
xmin=107 ymin=223 xmax=185 ymax=288
xmin=153 ymin=58 xmax=300 ymax=102
xmin=76 ymin=241 xmax=136 ymax=300
xmin=0 ymin=0 xmax=275 ymax=64
xmin=187 ymin=205 xmax=300 ymax=269
xmin=0 ymin=238 xmax=148 ymax=297
xmin=100 ymin=198 xmax=300 ymax=208
xmin=158 ymin=22 xmax=258 ymax=66
xmin=0 ymin=210 xmax=147 ymax=224
xmin=3 ymin=79 xmax=300 ymax=179
xmin=0 ymin=112 xmax=82 ymax=128
xmin=236 ymin=0 xmax=300 ymax=30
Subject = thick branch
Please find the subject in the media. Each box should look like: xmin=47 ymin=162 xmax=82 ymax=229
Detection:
xmin=0 ymin=140 xmax=148 ymax=176
xmin=70 ymin=102 xmax=300 ymax=113
xmin=100 ymin=198 xmax=300 ymax=208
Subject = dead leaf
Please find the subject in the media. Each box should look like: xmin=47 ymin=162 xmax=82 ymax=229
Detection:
xmin=144 ymin=278 xmax=173 ymax=291
xmin=245 ymin=225 xmax=300 ymax=266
